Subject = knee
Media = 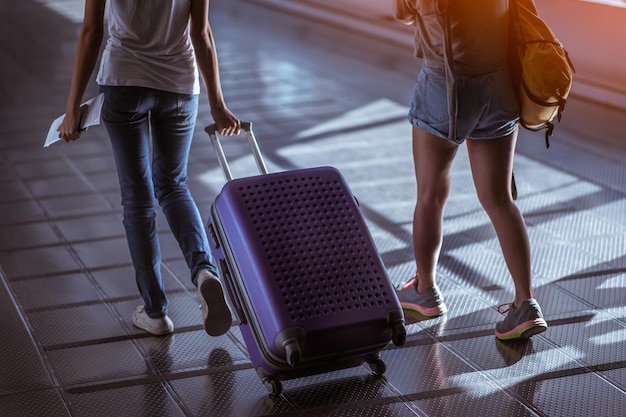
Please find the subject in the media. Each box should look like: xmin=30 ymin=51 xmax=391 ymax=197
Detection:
xmin=122 ymin=201 xmax=156 ymax=228
xmin=417 ymin=184 xmax=450 ymax=212
xmin=476 ymin=189 xmax=514 ymax=215
xmin=121 ymin=186 xmax=155 ymax=211
xmin=154 ymin=179 xmax=190 ymax=206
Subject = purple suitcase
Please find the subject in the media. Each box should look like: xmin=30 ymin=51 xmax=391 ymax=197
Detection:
xmin=205 ymin=122 xmax=406 ymax=395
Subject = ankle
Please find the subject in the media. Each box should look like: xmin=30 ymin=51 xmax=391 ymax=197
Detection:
xmin=512 ymin=297 xmax=535 ymax=309
xmin=416 ymin=279 xmax=436 ymax=294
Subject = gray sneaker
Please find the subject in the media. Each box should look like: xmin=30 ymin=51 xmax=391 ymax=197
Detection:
xmin=495 ymin=299 xmax=547 ymax=340
xmin=197 ymin=269 xmax=232 ymax=337
xmin=396 ymin=274 xmax=447 ymax=317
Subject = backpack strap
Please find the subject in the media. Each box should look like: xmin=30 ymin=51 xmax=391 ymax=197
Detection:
xmin=436 ymin=1 xmax=458 ymax=141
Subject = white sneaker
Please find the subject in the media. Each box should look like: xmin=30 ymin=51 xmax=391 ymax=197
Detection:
xmin=197 ymin=269 xmax=232 ymax=336
xmin=132 ymin=306 xmax=174 ymax=336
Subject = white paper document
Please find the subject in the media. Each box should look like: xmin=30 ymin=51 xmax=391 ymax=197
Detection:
xmin=44 ymin=93 xmax=104 ymax=147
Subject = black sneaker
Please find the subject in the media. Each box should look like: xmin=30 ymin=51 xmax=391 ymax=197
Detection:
xmin=495 ymin=299 xmax=547 ymax=340
xmin=197 ymin=269 xmax=232 ymax=336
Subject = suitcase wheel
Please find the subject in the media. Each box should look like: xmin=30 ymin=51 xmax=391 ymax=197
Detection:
xmin=263 ymin=378 xmax=283 ymax=397
xmin=388 ymin=310 xmax=407 ymax=347
xmin=392 ymin=321 xmax=407 ymax=347
xmin=275 ymin=327 xmax=305 ymax=367
xmin=367 ymin=356 xmax=386 ymax=376
xmin=284 ymin=341 xmax=301 ymax=367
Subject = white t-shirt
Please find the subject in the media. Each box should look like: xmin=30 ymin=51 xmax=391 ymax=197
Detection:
xmin=96 ymin=0 xmax=200 ymax=95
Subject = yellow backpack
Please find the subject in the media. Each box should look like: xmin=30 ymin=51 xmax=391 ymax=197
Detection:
xmin=508 ymin=0 xmax=575 ymax=147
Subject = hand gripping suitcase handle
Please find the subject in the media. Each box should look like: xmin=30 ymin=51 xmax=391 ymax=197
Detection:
xmin=205 ymin=121 xmax=269 ymax=181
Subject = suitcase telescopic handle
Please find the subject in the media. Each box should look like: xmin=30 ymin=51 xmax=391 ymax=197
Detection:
xmin=205 ymin=121 xmax=269 ymax=181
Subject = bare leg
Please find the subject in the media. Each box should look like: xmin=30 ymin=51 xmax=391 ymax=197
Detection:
xmin=412 ymin=127 xmax=458 ymax=293
xmin=466 ymin=129 xmax=535 ymax=307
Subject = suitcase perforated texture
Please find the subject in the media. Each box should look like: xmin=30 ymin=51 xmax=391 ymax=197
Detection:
xmin=237 ymin=173 xmax=393 ymax=322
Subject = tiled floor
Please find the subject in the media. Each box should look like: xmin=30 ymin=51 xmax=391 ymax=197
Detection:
xmin=1 ymin=0 xmax=625 ymax=416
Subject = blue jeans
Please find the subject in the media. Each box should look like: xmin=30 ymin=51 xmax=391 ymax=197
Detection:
xmin=101 ymin=86 xmax=218 ymax=318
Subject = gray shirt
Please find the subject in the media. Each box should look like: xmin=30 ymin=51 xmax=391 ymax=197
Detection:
xmin=97 ymin=0 xmax=200 ymax=94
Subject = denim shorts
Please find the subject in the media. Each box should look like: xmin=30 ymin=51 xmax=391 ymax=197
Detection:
xmin=408 ymin=67 xmax=520 ymax=144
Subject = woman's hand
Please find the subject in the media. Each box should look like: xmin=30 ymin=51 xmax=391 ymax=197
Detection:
xmin=57 ymin=105 xmax=85 ymax=142
xmin=212 ymin=106 xmax=241 ymax=136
